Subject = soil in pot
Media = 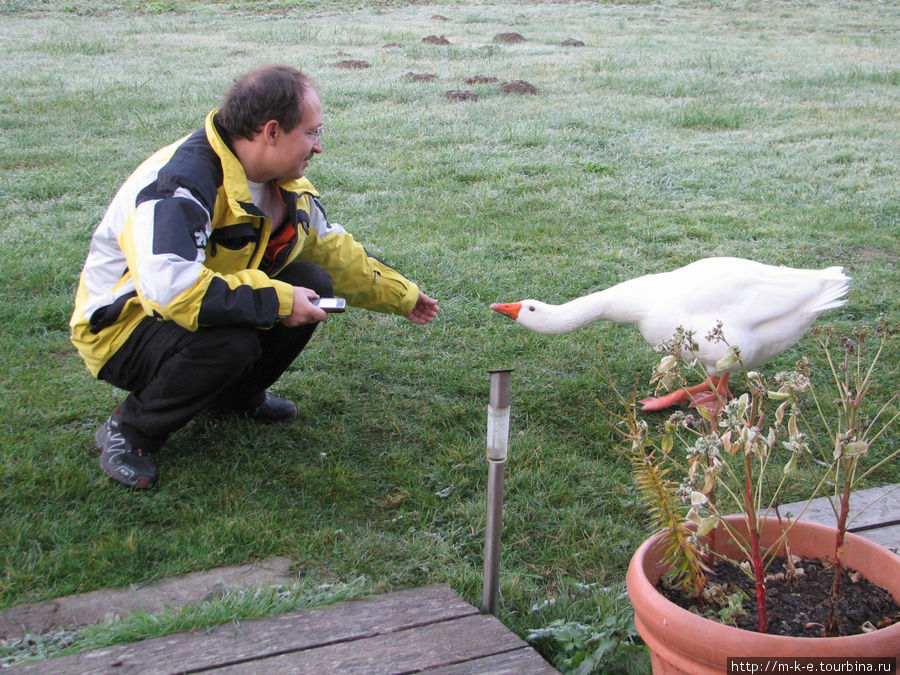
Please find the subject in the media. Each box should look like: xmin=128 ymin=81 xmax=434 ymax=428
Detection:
xmin=658 ymin=556 xmax=900 ymax=637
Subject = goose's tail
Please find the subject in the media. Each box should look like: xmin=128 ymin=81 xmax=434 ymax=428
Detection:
xmin=810 ymin=266 xmax=851 ymax=314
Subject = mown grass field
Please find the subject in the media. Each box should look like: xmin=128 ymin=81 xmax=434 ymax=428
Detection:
xmin=1 ymin=0 xmax=897 ymax=670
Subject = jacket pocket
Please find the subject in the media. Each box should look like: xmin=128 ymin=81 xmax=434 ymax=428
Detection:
xmin=206 ymin=223 xmax=258 ymax=273
xmin=89 ymin=291 xmax=138 ymax=333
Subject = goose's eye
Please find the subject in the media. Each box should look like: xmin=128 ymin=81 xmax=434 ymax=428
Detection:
xmin=527 ymin=305 xmax=536 ymax=312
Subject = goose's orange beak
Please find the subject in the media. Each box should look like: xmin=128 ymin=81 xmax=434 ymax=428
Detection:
xmin=490 ymin=302 xmax=522 ymax=321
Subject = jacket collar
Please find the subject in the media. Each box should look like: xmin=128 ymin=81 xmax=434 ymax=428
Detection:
xmin=204 ymin=110 xmax=318 ymax=217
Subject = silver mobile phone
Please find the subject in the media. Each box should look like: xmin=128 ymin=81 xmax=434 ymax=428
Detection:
xmin=313 ymin=297 xmax=347 ymax=312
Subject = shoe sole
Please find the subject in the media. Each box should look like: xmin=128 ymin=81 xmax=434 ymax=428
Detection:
xmin=99 ymin=460 xmax=155 ymax=489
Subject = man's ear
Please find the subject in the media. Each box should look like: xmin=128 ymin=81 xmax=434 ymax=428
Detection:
xmin=260 ymin=119 xmax=280 ymax=145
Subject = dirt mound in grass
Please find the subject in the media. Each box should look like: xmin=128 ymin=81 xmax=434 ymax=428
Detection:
xmin=464 ymin=74 xmax=498 ymax=85
xmin=445 ymin=90 xmax=478 ymax=102
xmin=336 ymin=60 xmax=370 ymax=70
xmin=501 ymin=79 xmax=537 ymax=95
xmin=405 ymin=72 xmax=437 ymax=82
xmin=494 ymin=32 xmax=524 ymax=43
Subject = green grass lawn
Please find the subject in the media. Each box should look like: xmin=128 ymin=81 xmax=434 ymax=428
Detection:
xmin=1 ymin=1 xmax=897 ymax=671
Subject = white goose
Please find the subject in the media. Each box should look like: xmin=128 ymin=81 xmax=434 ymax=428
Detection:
xmin=490 ymin=257 xmax=850 ymax=410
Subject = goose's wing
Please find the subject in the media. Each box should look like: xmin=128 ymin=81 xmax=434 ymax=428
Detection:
xmin=652 ymin=260 xmax=848 ymax=329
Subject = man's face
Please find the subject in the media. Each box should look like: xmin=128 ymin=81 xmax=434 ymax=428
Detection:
xmin=271 ymin=87 xmax=323 ymax=180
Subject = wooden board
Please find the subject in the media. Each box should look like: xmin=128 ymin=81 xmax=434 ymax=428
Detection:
xmin=777 ymin=484 xmax=900 ymax=553
xmin=0 ymin=558 xmax=294 ymax=639
xmin=15 ymin=584 xmax=558 ymax=674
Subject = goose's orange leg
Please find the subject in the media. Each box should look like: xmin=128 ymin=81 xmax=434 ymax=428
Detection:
xmin=640 ymin=373 xmax=734 ymax=412
xmin=640 ymin=379 xmax=718 ymax=411
xmin=687 ymin=372 xmax=733 ymax=412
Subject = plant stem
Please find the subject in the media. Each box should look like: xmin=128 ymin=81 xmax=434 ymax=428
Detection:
xmin=827 ymin=456 xmax=856 ymax=636
xmin=743 ymin=451 xmax=768 ymax=633
xmin=832 ymin=468 xmax=852 ymax=595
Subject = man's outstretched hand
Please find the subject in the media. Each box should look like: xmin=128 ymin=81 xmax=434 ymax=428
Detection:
xmin=405 ymin=291 xmax=440 ymax=325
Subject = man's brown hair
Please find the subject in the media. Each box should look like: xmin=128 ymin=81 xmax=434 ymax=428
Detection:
xmin=217 ymin=64 xmax=312 ymax=140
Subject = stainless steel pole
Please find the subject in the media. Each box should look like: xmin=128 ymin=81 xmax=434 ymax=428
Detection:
xmin=481 ymin=369 xmax=512 ymax=615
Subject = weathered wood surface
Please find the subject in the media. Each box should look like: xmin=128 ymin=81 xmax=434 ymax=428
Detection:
xmin=14 ymin=584 xmax=558 ymax=674
xmin=778 ymin=484 xmax=900 ymax=554
xmin=0 ymin=558 xmax=294 ymax=639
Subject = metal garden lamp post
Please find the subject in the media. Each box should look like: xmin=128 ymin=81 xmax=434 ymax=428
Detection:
xmin=481 ymin=368 xmax=512 ymax=615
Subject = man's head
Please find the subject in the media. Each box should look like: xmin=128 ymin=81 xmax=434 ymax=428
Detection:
xmin=218 ymin=64 xmax=312 ymax=140
xmin=220 ymin=64 xmax=323 ymax=183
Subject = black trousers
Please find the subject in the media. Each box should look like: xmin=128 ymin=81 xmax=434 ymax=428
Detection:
xmin=97 ymin=262 xmax=333 ymax=453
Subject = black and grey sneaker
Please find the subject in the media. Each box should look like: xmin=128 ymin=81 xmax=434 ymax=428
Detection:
xmin=213 ymin=392 xmax=298 ymax=423
xmin=95 ymin=415 xmax=157 ymax=489
xmin=246 ymin=393 xmax=298 ymax=423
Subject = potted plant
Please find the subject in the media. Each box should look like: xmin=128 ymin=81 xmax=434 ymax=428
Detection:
xmin=600 ymin=323 xmax=900 ymax=673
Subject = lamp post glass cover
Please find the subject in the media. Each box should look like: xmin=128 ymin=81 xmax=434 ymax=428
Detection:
xmin=486 ymin=369 xmax=512 ymax=461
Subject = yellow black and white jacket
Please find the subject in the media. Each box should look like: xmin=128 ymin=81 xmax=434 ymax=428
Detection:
xmin=70 ymin=110 xmax=419 ymax=377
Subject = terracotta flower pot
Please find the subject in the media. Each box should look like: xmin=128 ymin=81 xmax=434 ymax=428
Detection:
xmin=626 ymin=515 xmax=900 ymax=674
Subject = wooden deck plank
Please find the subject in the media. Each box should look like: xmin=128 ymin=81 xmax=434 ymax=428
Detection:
xmin=777 ymin=484 xmax=900 ymax=553
xmin=426 ymin=648 xmax=560 ymax=674
xmin=14 ymin=585 xmax=558 ymax=674
xmin=0 ymin=558 xmax=294 ymax=640
xmin=216 ymin=614 xmax=533 ymax=673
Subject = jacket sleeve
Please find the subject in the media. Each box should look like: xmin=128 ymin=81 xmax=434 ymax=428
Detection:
xmin=294 ymin=196 xmax=420 ymax=315
xmin=122 ymin=186 xmax=293 ymax=331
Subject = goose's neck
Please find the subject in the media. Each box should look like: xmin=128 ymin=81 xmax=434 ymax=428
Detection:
xmin=553 ymin=286 xmax=644 ymax=332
